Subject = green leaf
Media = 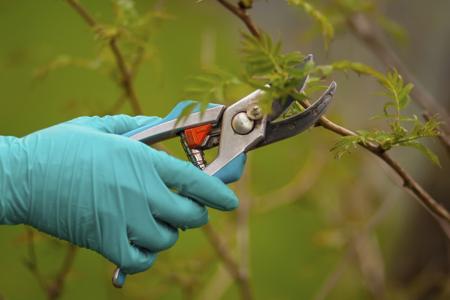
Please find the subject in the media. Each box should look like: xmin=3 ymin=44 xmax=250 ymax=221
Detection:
xmin=184 ymin=69 xmax=242 ymax=105
xmin=403 ymin=141 xmax=441 ymax=167
xmin=287 ymin=0 xmax=335 ymax=49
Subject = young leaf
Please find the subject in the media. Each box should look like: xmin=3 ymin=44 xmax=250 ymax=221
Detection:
xmin=287 ymin=0 xmax=335 ymax=48
xmin=402 ymin=141 xmax=441 ymax=166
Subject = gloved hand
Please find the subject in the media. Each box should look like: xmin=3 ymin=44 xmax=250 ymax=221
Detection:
xmin=0 ymin=114 xmax=240 ymax=274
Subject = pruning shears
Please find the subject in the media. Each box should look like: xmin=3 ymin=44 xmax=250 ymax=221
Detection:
xmin=112 ymin=56 xmax=337 ymax=288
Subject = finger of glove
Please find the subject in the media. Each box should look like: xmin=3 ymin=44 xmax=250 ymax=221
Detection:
xmin=68 ymin=115 xmax=161 ymax=135
xmin=149 ymin=182 xmax=209 ymax=229
xmin=128 ymin=216 xmax=179 ymax=252
xmin=152 ymin=150 xmax=239 ymax=211
xmin=102 ymin=229 xmax=157 ymax=274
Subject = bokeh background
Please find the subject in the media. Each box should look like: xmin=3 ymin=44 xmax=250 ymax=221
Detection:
xmin=0 ymin=1 xmax=449 ymax=299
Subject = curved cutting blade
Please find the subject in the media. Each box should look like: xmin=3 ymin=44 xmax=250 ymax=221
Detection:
xmin=267 ymin=54 xmax=314 ymax=122
xmin=252 ymin=81 xmax=336 ymax=149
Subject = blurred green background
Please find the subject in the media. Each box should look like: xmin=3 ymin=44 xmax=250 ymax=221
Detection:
xmin=0 ymin=1 xmax=449 ymax=299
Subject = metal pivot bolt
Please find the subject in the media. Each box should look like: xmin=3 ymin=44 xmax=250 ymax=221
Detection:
xmin=231 ymin=112 xmax=254 ymax=135
xmin=246 ymin=104 xmax=263 ymax=120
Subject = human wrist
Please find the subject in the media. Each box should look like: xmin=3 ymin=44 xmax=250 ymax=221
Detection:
xmin=0 ymin=136 xmax=29 ymax=224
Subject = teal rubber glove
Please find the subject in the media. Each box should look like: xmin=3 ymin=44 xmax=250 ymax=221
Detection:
xmin=0 ymin=115 xmax=239 ymax=274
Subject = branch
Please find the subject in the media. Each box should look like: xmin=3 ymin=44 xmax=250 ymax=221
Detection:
xmin=216 ymin=2 xmax=450 ymax=233
xmin=311 ymin=109 xmax=450 ymax=227
xmin=235 ymin=168 xmax=253 ymax=300
xmin=347 ymin=13 xmax=450 ymax=134
xmin=66 ymin=0 xmax=143 ymax=114
xmin=24 ymin=229 xmax=77 ymax=300
xmin=24 ymin=229 xmax=48 ymax=292
xmin=315 ymin=192 xmax=395 ymax=300
xmin=215 ymin=0 xmax=260 ymax=38
xmin=202 ymin=224 xmax=253 ymax=300
xmin=47 ymin=245 xmax=77 ymax=300
xmin=254 ymin=152 xmax=326 ymax=213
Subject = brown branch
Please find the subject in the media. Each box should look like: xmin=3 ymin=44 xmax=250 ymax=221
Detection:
xmin=314 ymin=110 xmax=450 ymax=228
xmin=216 ymin=3 xmax=450 ymax=232
xmin=347 ymin=13 xmax=450 ymax=134
xmin=47 ymin=245 xmax=77 ymax=300
xmin=202 ymin=224 xmax=253 ymax=300
xmin=255 ymin=152 xmax=326 ymax=213
xmin=108 ymin=38 xmax=143 ymax=114
xmin=235 ymin=168 xmax=253 ymax=300
xmin=215 ymin=0 xmax=260 ymax=38
xmin=24 ymin=229 xmax=48 ymax=292
xmin=66 ymin=0 xmax=95 ymax=27
xmin=66 ymin=0 xmax=143 ymax=115
xmin=24 ymin=229 xmax=77 ymax=300
xmin=315 ymin=191 xmax=395 ymax=300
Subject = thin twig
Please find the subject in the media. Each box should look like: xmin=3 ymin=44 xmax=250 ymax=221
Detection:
xmin=66 ymin=0 xmax=143 ymax=114
xmin=235 ymin=167 xmax=253 ymax=300
xmin=24 ymin=229 xmax=48 ymax=292
xmin=199 ymin=264 xmax=233 ymax=300
xmin=314 ymin=191 xmax=395 ymax=300
xmin=47 ymin=245 xmax=77 ymax=300
xmin=24 ymin=229 xmax=78 ymax=300
xmin=215 ymin=0 xmax=260 ymax=38
xmin=254 ymin=152 xmax=326 ymax=213
xmin=109 ymin=38 xmax=143 ymax=114
xmin=66 ymin=0 xmax=95 ymax=27
xmin=202 ymin=224 xmax=253 ymax=300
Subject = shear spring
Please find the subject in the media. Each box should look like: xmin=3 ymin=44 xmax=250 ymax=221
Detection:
xmin=180 ymin=133 xmax=207 ymax=170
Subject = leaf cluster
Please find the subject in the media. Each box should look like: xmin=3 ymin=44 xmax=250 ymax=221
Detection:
xmin=288 ymin=0 xmax=408 ymax=47
xmin=37 ymin=1 xmax=170 ymax=83
xmin=184 ymin=32 xmax=316 ymax=114
xmin=287 ymin=0 xmax=335 ymax=48
xmin=331 ymin=70 xmax=441 ymax=165
xmin=240 ymin=32 xmax=312 ymax=109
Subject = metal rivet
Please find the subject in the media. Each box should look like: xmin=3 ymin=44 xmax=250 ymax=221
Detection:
xmin=231 ymin=112 xmax=254 ymax=135
xmin=246 ymin=104 xmax=263 ymax=120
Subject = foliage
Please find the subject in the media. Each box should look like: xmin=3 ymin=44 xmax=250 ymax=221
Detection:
xmin=186 ymin=15 xmax=441 ymax=166
xmin=331 ymin=70 xmax=441 ymax=165
xmin=185 ymin=32 xmax=314 ymax=114
xmin=36 ymin=0 xmax=170 ymax=88
xmin=2 ymin=1 xmax=447 ymax=299
xmin=287 ymin=0 xmax=335 ymax=48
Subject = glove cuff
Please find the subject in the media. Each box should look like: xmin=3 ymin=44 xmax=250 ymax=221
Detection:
xmin=0 ymin=136 xmax=29 ymax=224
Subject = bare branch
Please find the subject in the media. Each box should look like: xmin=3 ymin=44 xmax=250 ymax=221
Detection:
xmin=66 ymin=0 xmax=95 ymax=27
xmin=24 ymin=229 xmax=48 ymax=292
xmin=65 ymin=0 xmax=143 ymax=114
xmin=235 ymin=168 xmax=253 ymax=299
xmin=24 ymin=229 xmax=77 ymax=300
xmin=315 ymin=192 xmax=395 ymax=300
xmin=109 ymin=38 xmax=143 ymax=114
xmin=254 ymin=152 xmax=326 ymax=213
xmin=202 ymin=224 xmax=253 ymax=300
xmin=47 ymin=245 xmax=77 ymax=300
xmin=215 ymin=0 xmax=260 ymax=38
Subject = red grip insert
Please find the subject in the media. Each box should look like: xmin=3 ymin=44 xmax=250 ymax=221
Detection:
xmin=184 ymin=124 xmax=212 ymax=148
